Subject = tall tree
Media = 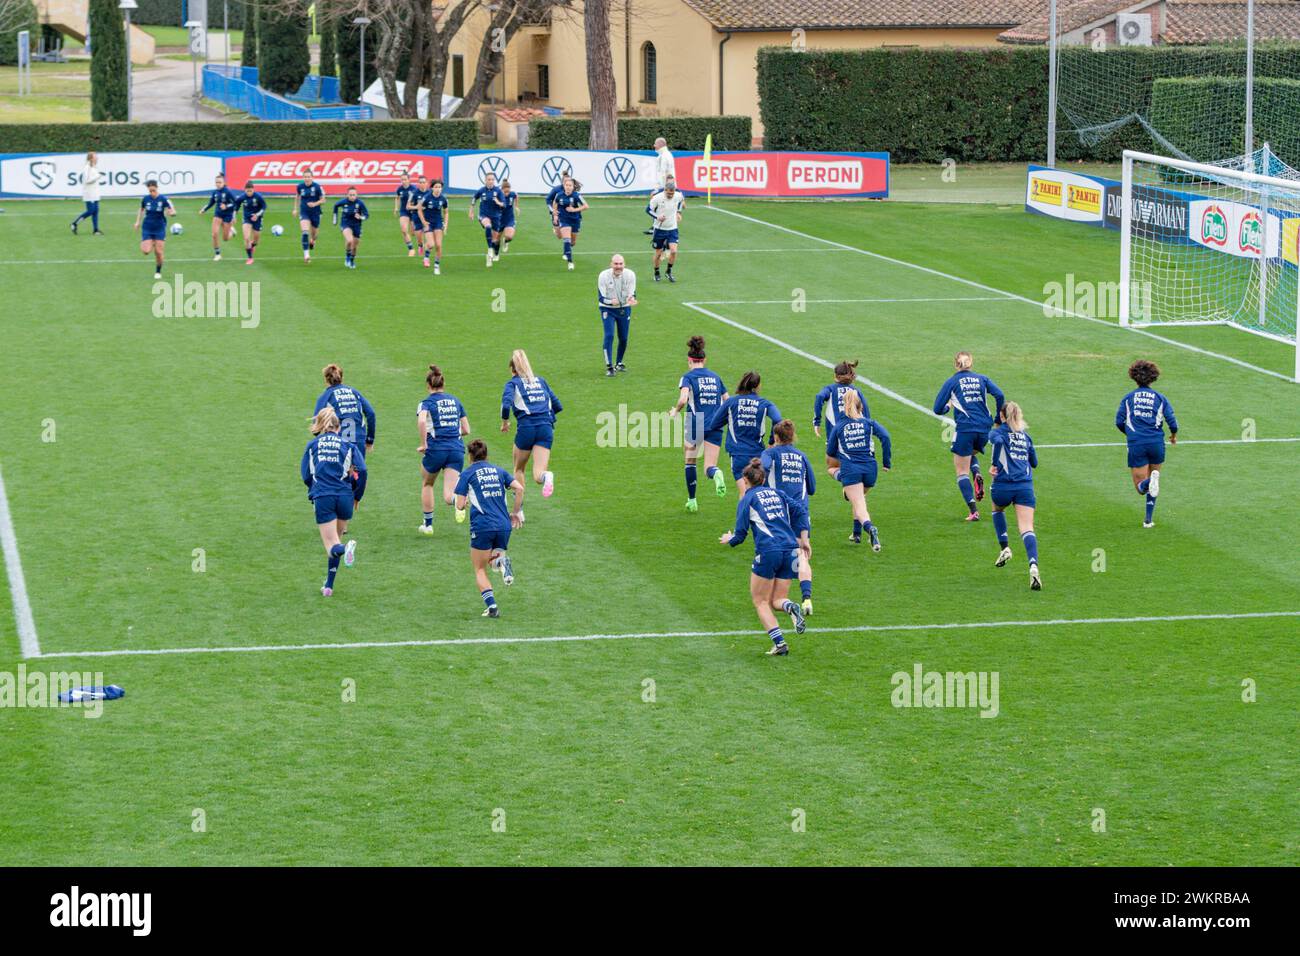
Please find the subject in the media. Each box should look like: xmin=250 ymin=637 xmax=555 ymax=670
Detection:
xmin=336 ymin=14 xmax=376 ymax=104
xmin=584 ymin=0 xmax=617 ymax=148
xmin=0 ymin=0 xmax=38 ymax=67
xmin=260 ymin=2 xmax=311 ymax=95
xmin=243 ymin=0 xmax=258 ymax=68
xmin=88 ymin=0 xmax=128 ymax=121
xmin=318 ymin=7 xmax=336 ymax=78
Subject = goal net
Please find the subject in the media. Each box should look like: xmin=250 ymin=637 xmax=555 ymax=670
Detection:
xmin=1120 ymin=149 xmax=1300 ymax=381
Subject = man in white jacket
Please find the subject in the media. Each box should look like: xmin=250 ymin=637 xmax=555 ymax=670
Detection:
xmin=70 ymin=151 xmax=103 ymax=235
xmin=644 ymin=137 xmax=674 ymax=235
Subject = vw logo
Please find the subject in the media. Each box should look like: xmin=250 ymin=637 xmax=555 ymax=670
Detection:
xmin=603 ymin=156 xmax=636 ymax=189
xmin=540 ymin=155 xmax=574 ymax=187
xmin=477 ymin=155 xmax=510 ymax=184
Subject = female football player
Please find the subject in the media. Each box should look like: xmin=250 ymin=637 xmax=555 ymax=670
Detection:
xmin=500 ymin=350 xmax=562 ymax=499
xmin=825 ymin=390 xmax=891 ymax=550
xmin=553 ymin=177 xmax=588 ymax=270
xmin=989 ymin=401 xmax=1041 ymax=590
xmin=813 ymin=360 xmax=870 ymax=438
xmin=394 ymin=171 xmax=419 ymax=256
xmin=932 ymin=351 xmax=1003 ymax=521
xmin=761 ymin=420 xmax=816 ymax=616
xmin=417 ymin=364 xmax=470 ymax=534
xmin=454 ymin=439 xmax=525 ymax=618
xmin=198 ymin=173 xmax=237 ymax=260
xmin=234 ymin=181 xmax=267 ymax=265
xmin=499 ymin=179 xmax=520 ymax=254
xmin=1115 ymin=359 xmax=1178 ymax=528
xmin=314 ymin=364 xmax=377 ymax=534
xmin=301 ymin=407 xmax=365 ymax=596
xmin=668 ymin=335 xmax=729 ymax=510
xmin=132 ymin=179 xmax=175 ymax=279
xmin=706 ymin=371 xmax=782 ymax=490
xmin=719 ymin=458 xmax=809 ymax=657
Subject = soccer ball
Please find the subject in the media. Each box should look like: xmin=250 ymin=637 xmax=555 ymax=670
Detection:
xmin=271 ymin=224 xmax=284 ymax=237
xmin=170 ymin=223 xmax=183 ymax=236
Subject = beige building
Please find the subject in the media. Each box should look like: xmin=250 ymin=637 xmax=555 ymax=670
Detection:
xmin=446 ymin=0 xmax=1053 ymax=141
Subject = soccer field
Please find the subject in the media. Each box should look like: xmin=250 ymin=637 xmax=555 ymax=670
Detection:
xmin=0 ymin=193 xmax=1296 ymax=865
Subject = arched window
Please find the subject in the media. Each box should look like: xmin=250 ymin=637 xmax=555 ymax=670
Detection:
xmin=642 ymin=42 xmax=657 ymax=103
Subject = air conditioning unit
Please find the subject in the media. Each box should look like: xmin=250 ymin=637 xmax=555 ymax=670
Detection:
xmin=1116 ymin=12 xmax=1153 ymax=46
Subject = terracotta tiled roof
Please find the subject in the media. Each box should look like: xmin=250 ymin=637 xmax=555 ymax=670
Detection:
xmin=1000 ymin=0 xmax=1300 ymax=45
xmin=678 ymin=0 xmax=1051 ymax=31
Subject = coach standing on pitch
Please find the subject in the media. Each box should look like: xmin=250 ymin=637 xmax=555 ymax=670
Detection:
xmin=645 ymin=137 xmax=675 ymax=234
xmin=598 ymin=255 xmax=638 ymax=377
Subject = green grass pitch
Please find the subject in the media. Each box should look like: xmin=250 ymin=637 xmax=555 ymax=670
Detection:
xmin=0 ymin=192 xmax=1296 ymax=865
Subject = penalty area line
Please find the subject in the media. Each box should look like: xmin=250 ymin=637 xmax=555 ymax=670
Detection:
xmin=33 ymin=610 xmax=1300 ymax=659
xmin=0 ymin=463 xmax=41 ymax=658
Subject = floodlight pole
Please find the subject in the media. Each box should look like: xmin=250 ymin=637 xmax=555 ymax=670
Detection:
xmin=1245 ymin=0 xmax=1256 ymax=160
xmin=1047 ymin=0 xmax=1058 ymax=168
xmin=223 ymin=0 xmax=229 ymax=74
xmin=354 ymin=17 xmax=371 ymax=105
xmin=185 ymin=19 xmax=201 ymax=121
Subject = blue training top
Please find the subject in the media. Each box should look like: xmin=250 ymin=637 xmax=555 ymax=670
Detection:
xmin=315 ymin=384 xmax=377 ymax=446
xmin=813 ymin=383 xmax=870 ymax=431
xmin=501 ymin=376 xmax=562 ymax=426
xmin=933 ymin=370 xmax=1004 ymax=433
xmin=301 ymin=432 xmax=367 ymax=500
xmin=1115 ymin=388 xmax=1178 ymax=444
xmin=760 ymin=445 xmax=816 ymax=502
xmin=708 ymin=394 xmax=781 ymax=459
xmin=419 ymin=392 xmax=467 ymax=447
xmin=989 ymin=424 xmax=1037 ymax=485
xmin=729 ymin=486 xmax=808 ymax=553
xmin=827 ymin=418 xmax=892 ymax=469
xmin=455 ymin=460 xmax=517 ymax=533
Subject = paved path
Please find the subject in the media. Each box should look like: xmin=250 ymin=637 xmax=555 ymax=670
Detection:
xmin=131 ymin=55 xmax=227 ymax=122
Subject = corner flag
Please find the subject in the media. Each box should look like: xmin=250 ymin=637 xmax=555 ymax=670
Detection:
xmin=703 ymin=133 xmax=713 ymax=205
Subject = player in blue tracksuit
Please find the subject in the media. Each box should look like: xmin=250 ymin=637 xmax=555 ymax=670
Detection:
xmin=301 ymin=406 xmax=366 ymax=596
xmin=132 ymin=180 xmax=175 ymax=278
xmin=498 ymin=180 xmax=520 ymax=253
xmin=417 ymin=363 xmax=470 ymax=535
xmin=500 ymin=349 xmax=562 ymax=501
xmin=720 ymin=458 xmax=810 ymax=656
xmin=826 ymin=390 xmax=891 ymax=551
xmin=199 ymin=174 xmax=237 ymax=260
xmin=454 ymin=439 xmax=526 ymax=618
xmin=813 ymin=360 xmax=870 ymax=439
xmin=669 ymin=335 xmax=730 ymax=510
xmin=332 ymin=187 xmax=369 ymax=268
xmin=314 ymin=364 xmax=376 ymax=530
xmin=394 ymin=171 xmax=420 ymax=257
xmin=1115 ymin=359 xmax=1179 ymax=528
xmin=295 ymin=171 xmax=325 ymax=261
xmin=933 ymin=350 xmax=1004 ymax=521
xmin=988 ymin=401 xmax=1041 ymax=590
xmin=413 ymin=176 xmax=450 ymax=273
xmin=471 ymin=172 xmax=506 ymax=267
xmin=546 ymin=175 xmax=571 ymax=246
xmin=762 ymin=419 xmax=816 ymax=615
xmin=234 ymin=183 xmax=268 ymax=265
xmin=706 ymin=371 xmax=782 ymax=488
xmin=554 ymin=178 xmax=588 ymax=270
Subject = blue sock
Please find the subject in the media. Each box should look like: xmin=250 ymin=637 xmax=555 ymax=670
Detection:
xmin=563 ymin=239 xmax=572 ymax=260
xmin=992 ymin=511 xmax=1009 ymax=546
xmin=1138 ymin=477 xmax=1150 ymax=494
xmin=706 ymin=465 xmax=718 ymax=479
xmin=1021 ymin=531 xmax=1039 ymax=564
xmin=423 ymin=511 xmax=433 ymax=527
xmin=406 ymin=240 xmax=413 ymax=250
xmin=1145 ymin=494 xmax=1156 ymax=523
xmin=767 ymin=626 xmax=784 ymax=645
xmin=326 ymin=544 xmax=345 ymax=588
xmin=301 ymin=232 xmax=310 ymax=250
xmin=970 ymin=457 xmax=981 ymax=478
xmin=853 ymin=519 xmax=863 ymax=537
xmin=800 ymin=579 xmax=812 ymax=600
xmin=482 ymin=588 xmax=496 ymax=609
xmin=685 ymin=464 xmax=697 ymax=498
xmin=484 ymin=226 xmax=494 ymax=247
xmin=957 ymin=476 xmax=977 ymax=511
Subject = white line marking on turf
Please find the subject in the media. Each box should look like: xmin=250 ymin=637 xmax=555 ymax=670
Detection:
xmin=683 ymin=301 xmax=945 ymax=421
xmin=0 ymin=464 xmax=41 ymax=659
xmin=705 ymin=204 xmax=1298 ymax=383
xmin=689 ymin=296 xmax=1010 ymax=305
xmin=32 ymin=611 xmax=1300 ymax=659
xmin=1039 ymin=437 xmax=1300 ymax=449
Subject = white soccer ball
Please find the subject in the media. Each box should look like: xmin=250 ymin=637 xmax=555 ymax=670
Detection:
xmin=170 ymin=223 xmax=183 ymax=236
xmin=271 ymin=224 xmax=284 ymax=237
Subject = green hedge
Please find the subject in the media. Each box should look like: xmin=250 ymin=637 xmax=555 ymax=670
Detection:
xmin=89 ymin=0 xmax=128 ymax=122
xmin=1151 ymin=76 xmax=1300 ymax=168
xmin=756 ymin=45 xmax=1300 ymax=163
xmin=133 ymin=0 xmax=247 ymax=30
xmin=0 ymin=121 xmax=480 ymax=152
xmin=528 ymin=116 xmax=752 ymax=150
xmin=0 ymin=0 xmax=38 ymax=66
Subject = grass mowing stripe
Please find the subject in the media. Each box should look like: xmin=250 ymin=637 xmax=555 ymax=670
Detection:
xmin=32 ymin=610 xmax=1300 ymax=658
xmin=0 ymin=463 xmax=40 ymax=658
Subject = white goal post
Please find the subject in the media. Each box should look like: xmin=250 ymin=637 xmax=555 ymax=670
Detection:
xmin=1119 ymin=149 xmax=1300 ymax=382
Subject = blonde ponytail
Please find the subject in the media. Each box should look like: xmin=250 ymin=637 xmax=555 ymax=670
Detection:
xmin=1003 ymin=401 xmax=1027 ymax=432
xmin=310 ymin=407 xmax=340 ymax=435
xmin=510 ymin=349 xmax=537 ymax=384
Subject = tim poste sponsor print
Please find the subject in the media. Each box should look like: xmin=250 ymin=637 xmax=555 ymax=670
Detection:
xmin=0 ymin=152 xmax=223 ymax=198
xmin=223 ymin=151 xmax=443 ymax=195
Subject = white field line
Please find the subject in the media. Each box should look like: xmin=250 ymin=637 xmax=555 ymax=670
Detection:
xmin=705 ymin=204 xmax=1298 ymax=383
xmin=0 ymin=464 xmax=40 ymax=659
xmin=683 ymin=301 xmax=945 ymax=421
xmin=31 ymin=610 xmax=1300 ymax=660
xmin=689 ymin=296 xmax=1009 ymax=305
xmin=0 ymin=246 xmax=848 ymax=268
xmin=1039 ymin=437 xmax=1300 ymax=449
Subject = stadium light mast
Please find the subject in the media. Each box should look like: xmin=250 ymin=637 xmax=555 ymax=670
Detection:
xmin=353 ymin=17 xmax=371 ymax=105
xmin=222 ymin=0 xmax=229 ymax=74
xmin=1046 ymin=0 xmax=1058 ymax=167
xmin=1245 ymin=0 xmax=1255 ymax=160
xmin=120 ymin=0 xmax=138 ymax=122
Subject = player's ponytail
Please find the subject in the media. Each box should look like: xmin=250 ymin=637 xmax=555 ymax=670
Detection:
xmin=737 ymin=371 xmax=761 ymax=394
xmin=954 ymin=351 xmax=973 ymax=371
xmin=426 ymin=365 xmax=445 ymax=390
xmin=310 ymin=407 xmax=340 ymax=435
xmin=834 ymin=360 xmax=859 ymax=384
xmin=1003 ymin=401 xmax=1027 ymax=432
xmin=468 ymin=439 xmax=489 ymax=462
xmin=687 ymin=335 xmax=707 ymax=361
xmin=510 ymin=349 xmax=537 ymax=384
xmin=742 ymin=458 xmax=767 ymax=487
xmin=322 ymin=363 xmax=344 ymax=386
xmin=773 ymin=420 xmax=795 ymax=445
xmin=843 ymin=390 xmax=864 ymax=419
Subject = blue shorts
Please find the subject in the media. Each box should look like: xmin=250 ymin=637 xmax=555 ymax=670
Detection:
xmin=1126 ymin=441 xmax=1166 ymax=469
xmin=652 ymin=228 xmax=679 ymax=249
xmin=730 ymin=451 xmax=763 ymax=481
xmin=470 ymin=528 xmax=511 ymax=552
xmin=951 ymin=431 xmax=989 ymax=457
xmin=558 ymin=216 xmax=581 ymax=234
xmin=300 ymin=209 xmax=321 ymax=227
xmin=514 ymin=422 xmax=554 ymax=451
xmin=421 ymin=218 xmax=444 ymax=233
xmin=399 ymin=211 xmax=413 ymax=221
xmin=685 ymin=413 xmax=722 ymax=448
xmin=340 ymin=220 xmax=363 ymax=237
xmin=313 ymin=493 xmax=354 ymax=524
xmin=838 ymin=460 xmax=879 ymax=489
xmin=244 ymin=218 xmax=262 ymax=232
xmin=422 ymin=444 xmax=465 ymax=475
xmin=142 ymin=225 xmax=167 ymax=242
xmin=752 ymin=549 xmax=799 ymax=580
xmin=480 ymin=213 xmax=503 ymax=230
xmin=500 ymin=214 xmax=516 ymax=230
xmin=991 ymin=484 xmax=1036 ymax=509
xmin=215 ymin=212 xmax=235 ymax=223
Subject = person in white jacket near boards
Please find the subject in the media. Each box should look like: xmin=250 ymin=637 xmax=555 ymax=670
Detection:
xmin=644 ymin=138 xmax=674 ymax=235
xmin=70 ymin=151 xmax=103 ymax=236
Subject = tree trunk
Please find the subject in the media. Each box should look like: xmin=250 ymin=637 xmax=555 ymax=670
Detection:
xmin=584 ymin=0 xmax=617 ymax=149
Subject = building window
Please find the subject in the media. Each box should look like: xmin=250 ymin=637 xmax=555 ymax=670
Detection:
xmin=452 ymin=55 xmax=465 ymax=98
xmin=641 ymin=42 xmax=656 ymax=102
xmin=537 ymin=64 xmax=550 ymax=99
